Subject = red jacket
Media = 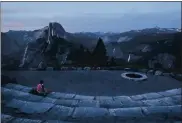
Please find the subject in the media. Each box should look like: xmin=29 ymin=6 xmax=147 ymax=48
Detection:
xmin=36 ymin=84 xmax=43 ymax=92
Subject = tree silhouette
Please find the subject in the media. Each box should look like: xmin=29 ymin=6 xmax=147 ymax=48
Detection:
xmin=92 ymin=38 xmax=108 ymax=66
xmin=77 ymin=45 xmax=85 ymax=65
xmin=172 ymin=32 xmax=182 ymax=72
xmin=110 ymin=57 xmax=116 ymax=66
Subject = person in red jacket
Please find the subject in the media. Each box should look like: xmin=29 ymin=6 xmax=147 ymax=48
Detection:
xmin=36 ymin=80 xmax=46 ymax=95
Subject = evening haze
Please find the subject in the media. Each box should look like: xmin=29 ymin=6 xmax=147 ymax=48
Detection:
xmin=1 ymin=2 xmax=181 ymax=32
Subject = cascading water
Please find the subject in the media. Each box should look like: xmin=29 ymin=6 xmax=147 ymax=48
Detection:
xmin=113 ymin=48 xmax=115 ymax=56
xmin=128 ymin=54 xmax=131 ymax=62
xmin=19 ymin=45 xmax=29 ymax=67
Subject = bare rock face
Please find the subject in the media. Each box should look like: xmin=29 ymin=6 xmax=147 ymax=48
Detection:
xmin=141 ymin=45 xmax=152 ymax=53
xmin=19 ymin=41 xmax=45 ymax=68
xmin=19 ymin=22 xmax=67 ymax=69
xmin=51 ymin=22 xmax=66 ymax=37
xmin=106 ymin=44 xmax=124 ymax=59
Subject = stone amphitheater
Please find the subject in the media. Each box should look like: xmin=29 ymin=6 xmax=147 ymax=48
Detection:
xmin=1 ymin=70 xmax=182 ymax=123
xmin=2 ymin=82 xmax=182 ymax=123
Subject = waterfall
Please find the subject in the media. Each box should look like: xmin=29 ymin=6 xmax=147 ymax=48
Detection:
xmin=128 ymin=54 xmax=131 ymax=62
xmin=19 ymin=45 xmax=29 ymax=67
xmin=113 ymin=48 xmax=115 ymax=56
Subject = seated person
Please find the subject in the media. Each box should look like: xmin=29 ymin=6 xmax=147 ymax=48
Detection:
xmin=36 ymin=80 xmax=48 ymax=95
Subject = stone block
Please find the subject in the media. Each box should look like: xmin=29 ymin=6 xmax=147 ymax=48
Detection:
xmin=131 ymin=93 xmax=163 ymax=101
xmin=12 ymin=118 xmax=42 ymax=123
xmin=21 ymin=87 xmax=32 ymax=93
xmin=4 ymin=83 xmax=17 ymax=90
xmin=4 ymin=83 xmax=30 ymax=92
xmin=130 ymin=94 xmax=146 ymax=101
xmin=74 ymin=95 xmax=94 ymax=100
xmin=46 ymin=105 xmax=74 ymax=120
xmin=41 ymin=97 xmax=57 ymax=103
xmin=44 ymin=120 xmax=74 ymax=123
xmin=171 ymin=95 xmax=182 ymax=104
xmin=26 ymin=94 xmax=44 ymax=102
xmin=141 ymin=105 xmax=182 ymax=119
xmin=113 ymin=96 xmax=132 ymax=102
xmin=142 ymin=97 xmax=173 ymax=106
xmin=77 ymin=100 xmax=99 ymax=107
xmin=54 ymin=99 xmax=78 ymax=107
xmin=6 ymin=99 xmax=27 ymax=109
xmin=168 ymin=105 xmax=182 ymax=118
xmin=1 ymin=114 xmax=14 ymax=123
xmin=48 ymin=92 xmax=75 ymax=99
xmin=20 ymin=101 xmax=54 ymax=114
xmin=109 ymin=107 xmax=144 ymax=118
xmin=158 ymin=88 xmax=181 ymax=97
xmin=99 ymin=99 xmax=122 ymax=108
xmin=1 ymin=88 xmax=16 ymax=101
xmin=6 ymin=99 xmax=54 ymax=114
xmin=96 ymin=96 xmax=113 ymax=101
xmin=72 ymin=107 xmax=109 ymax=118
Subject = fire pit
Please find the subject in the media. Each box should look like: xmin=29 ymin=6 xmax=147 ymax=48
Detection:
xmin=121 ymin=72 xmax=148 ymax=81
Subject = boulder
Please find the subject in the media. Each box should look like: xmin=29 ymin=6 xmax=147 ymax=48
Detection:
xmin=61 ymin=67 xmax=68 ymax=70
xmin=155 ymin=70 xmax=163 ymax=76
xmin=170 ymin=73 xmax=176 ymax=77
xmin=96 ymin=67 xmax=101 ymax=70
xmin=84 ymin=67 xmax=91 ymax=70
xmin=147 ymin=70 xmax=154 ymax=74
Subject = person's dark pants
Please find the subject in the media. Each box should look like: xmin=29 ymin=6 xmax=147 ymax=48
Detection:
xmin=30 ymin=88 xmax=47 ymax=96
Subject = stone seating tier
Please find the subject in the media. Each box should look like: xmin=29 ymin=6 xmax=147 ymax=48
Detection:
xmin=1 ymin=83 xmax=182 ymax=123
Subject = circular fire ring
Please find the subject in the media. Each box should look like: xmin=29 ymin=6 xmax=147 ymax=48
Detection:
xmin=121 ymin=72 xmax=148 ymax=81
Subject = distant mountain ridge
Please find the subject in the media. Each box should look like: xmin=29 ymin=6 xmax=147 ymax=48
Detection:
xmin=1 ymin=22 xmax=181 ymax=71
xmin=5 ymin=25 xmax=181 ymax=44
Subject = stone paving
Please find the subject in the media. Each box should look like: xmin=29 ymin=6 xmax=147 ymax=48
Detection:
xmin=2 ymin=71 xmax=181 ymax=96
xmin=1 ymin=83 xmax=182 ymax=123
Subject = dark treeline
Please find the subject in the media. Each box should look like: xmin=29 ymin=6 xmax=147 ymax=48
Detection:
xmin=67 ymin=38 xmax=116 ymax=67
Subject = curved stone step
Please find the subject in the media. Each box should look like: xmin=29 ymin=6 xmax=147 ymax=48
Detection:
xmin=5 ymin=99 xmax=54 ymax=114
xmin=1 ymin=114 xmax=73 ymax=123
xmin=1 ymin=113 xmax=182 ymax=123
xmin=2 ymin=87 xmax=181 ymax=109
xmin=11 ymin=118 xmax=42 ymax=123
xmin=1 ymin=87 xmax=44 ymax=103
xmin=2 ymin=83 xmax=182 ymax=123
xmin=4 ymin=83 xmax=181 ymax=101
xmin=3 ymin=98 xmax=182 ymax=120
xmin=4 ymin=83 xmax=32 ymax=93
xmin=1 ymin=114 xmax=14 ymax=123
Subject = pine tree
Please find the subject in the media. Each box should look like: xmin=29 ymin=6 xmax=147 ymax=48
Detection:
xmin=92 ymin=38 xmax=108 ymax=66
xmin=77 ymin=45 xmax=85 ymax=65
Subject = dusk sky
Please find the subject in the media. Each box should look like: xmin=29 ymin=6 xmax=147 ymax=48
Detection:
xmin=1 ymin=2 xmax=181 ymax=32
